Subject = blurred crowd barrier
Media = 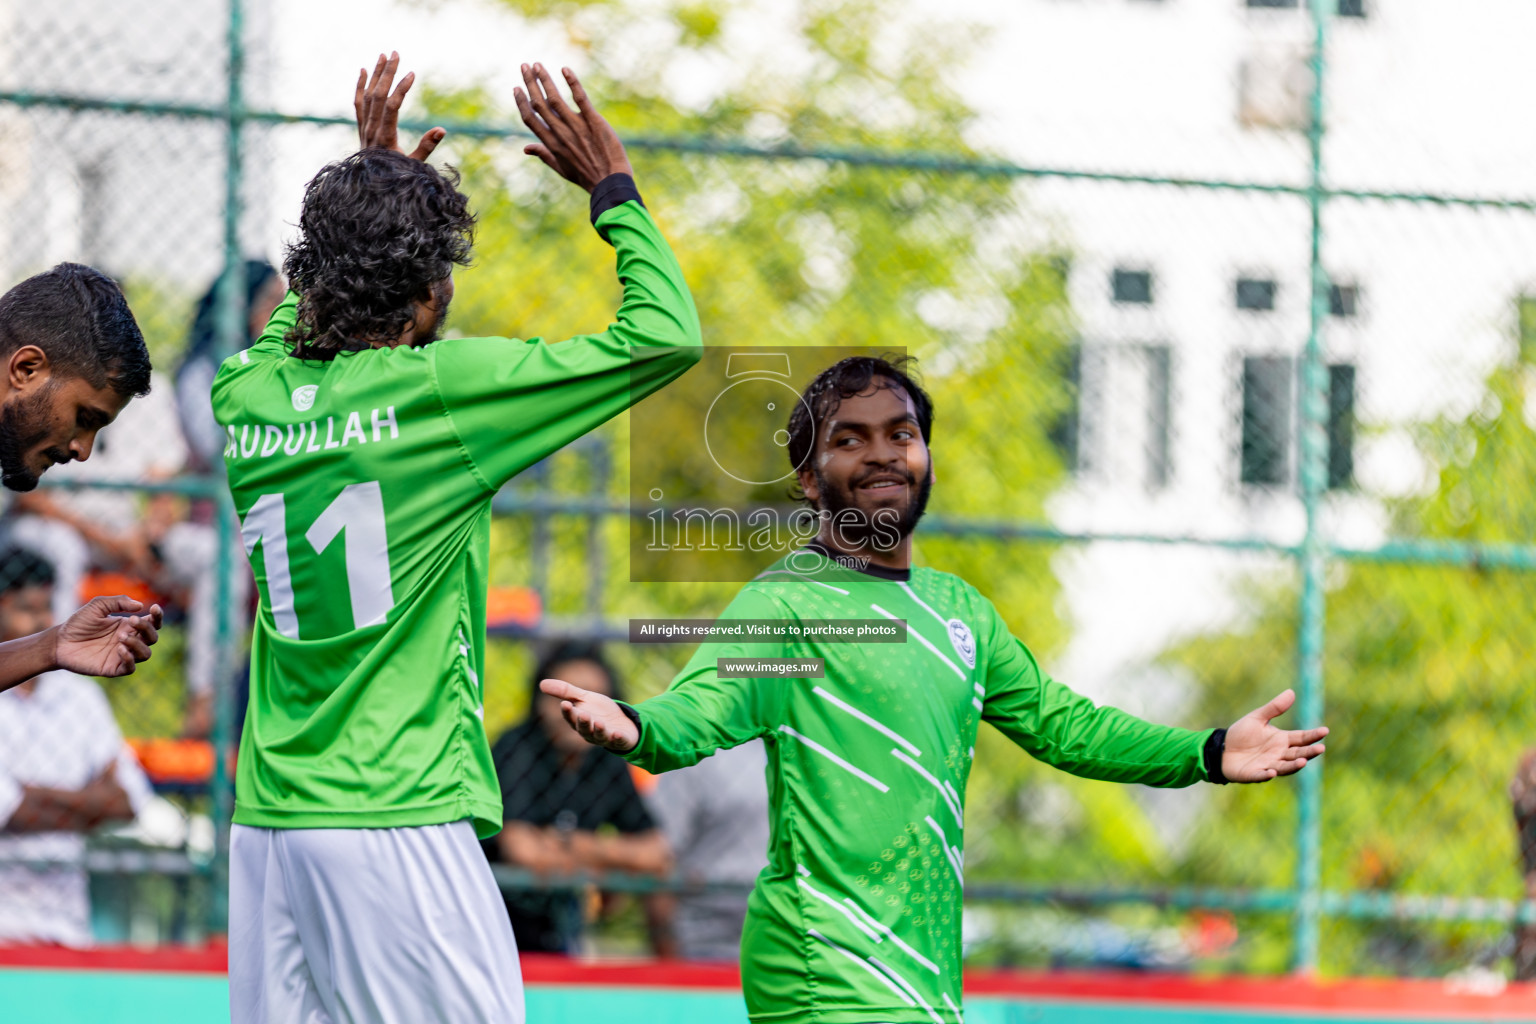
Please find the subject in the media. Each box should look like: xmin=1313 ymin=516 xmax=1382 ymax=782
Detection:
xmin=2 ymin=0 xmax=1536 ymax=982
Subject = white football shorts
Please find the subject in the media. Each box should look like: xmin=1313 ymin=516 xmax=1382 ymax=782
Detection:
xmin=229 ymin=820 xmax=524 ymax=1024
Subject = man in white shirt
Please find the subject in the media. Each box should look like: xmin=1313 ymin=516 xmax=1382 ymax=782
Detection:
xmin=0 ymin=546 xmax=154 ymax=945
xmin=649 ymin=741 xmax=770 ymax=961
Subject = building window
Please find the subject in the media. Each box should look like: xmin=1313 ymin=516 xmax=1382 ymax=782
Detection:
xmin=1054 ymin=342 xmax=1174 ymax=490
xmin=1240 ymin=357 xmax=1355 ymax=489
xmin=1048 ymin=344 xmax=1082 ymax=471
xmin=1337 ymin=0 xmax=1366 ymax=17
xmin=1328 ymin=282 xmax=1359 ymax=318
xmin=1327 ymin=364 xmax=1355 ymax=489
xmin=1241 ymin=356 xmax=1292 ymax=485
xmin=1236 ymin=277 xmax=1277 ymax=311
xmin=1112 ymin=268 xmax=1154 ymax=305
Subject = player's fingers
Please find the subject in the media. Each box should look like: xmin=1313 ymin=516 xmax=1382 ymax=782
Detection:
xmin=121 ymin=635 xmax=153 ymax=663
xmin=563 ymin=67 xmax=597 ymax=124
xmin=520 ymin=64 xmax=552 ymax=121
xmin=533 ymin=63 xmax=574 ymax=121
xmin=541 ymin=678 xmax=589 ymax=703
xmin=522 ymin=142 xmax=561 ymax=173
xmin=387 ymin=70 xmax=414 ymax=117
xmin=123 ymin=619 xmax=159 ymax=649
xmin=354 ymin=68 xmax=368 ymax=134
xmin=149 ymin=603 xmax=164 ymax=629
xmin=1288 ymin=726 xmax=1329 ymax=745
xmin=1273 ymin=757 xmax=1308 ymax=777
xmin=365 ymin=53 xmax=388 ymax=113
xmin=1286 ymin=742 xmax=1325 ymax=760
xmin=363 ymin=53 xmax=386 ymax=112
xmin=127 ymin=615 xmax=159 ymax=646
xmin=376 ymin=51 xmax=400 ymax=100
xmin=522 ymin=65 xmax=576 ymax=148
xmin=1251 ymin=688 xmax=1295 ymax=724
xmin=409 ymin=128 xmax=445 ymax=161
xmin=514 ymin=86 xmax=553 ymax=142
xmin=369 ymin=52 xmax=398 ymax=135
xmin=92 ymin=595 xmax=144 ymax=616
xmin=115 ymin=645 xmax=137 ymax=675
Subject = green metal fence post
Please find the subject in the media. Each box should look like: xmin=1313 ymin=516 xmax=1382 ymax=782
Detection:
xmin=207 ymin=0 xmax=246 ymax=937
xmin=1294 ymin=0 xmax=1332 ymax=976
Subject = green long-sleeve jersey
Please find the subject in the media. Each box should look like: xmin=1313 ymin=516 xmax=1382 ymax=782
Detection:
xmin=624 ymin=550 xmax=1215 ymax=1024
xmin=214 ymin=198 xmax=701 ymax=838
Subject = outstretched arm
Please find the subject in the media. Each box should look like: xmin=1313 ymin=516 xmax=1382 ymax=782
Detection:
xmin=431 ymin=63 xmax=702 ymax=489
xmin=544 ymin=589 xmax=788 ymax=773
xmin=980 ymin=596 xmax=1326 ymax=786
xmin=0 ymin=597 xmax=162 ymax=693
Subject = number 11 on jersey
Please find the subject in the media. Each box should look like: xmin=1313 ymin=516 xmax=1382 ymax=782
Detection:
xmin=241 ymin=481 xmax=397 ymax=639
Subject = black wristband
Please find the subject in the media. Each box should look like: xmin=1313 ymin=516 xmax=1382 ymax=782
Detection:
xmin=590 ymin=173 xmax=644 ymax=228
xmin=617 ymin=701 xmax=642 ymax=733
xmin=1203 ymin=728 xmax=1228 ymax=784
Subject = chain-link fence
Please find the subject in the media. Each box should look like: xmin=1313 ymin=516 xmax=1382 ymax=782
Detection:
xmin=3 ymin=0 xmax=1536 ymax=983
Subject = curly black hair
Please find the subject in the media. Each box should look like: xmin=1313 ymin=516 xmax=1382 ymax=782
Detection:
xmin=283 ymin=148 xmax=475 ymax=360
xmin=785 ymin=354 xmax=934 ymax=504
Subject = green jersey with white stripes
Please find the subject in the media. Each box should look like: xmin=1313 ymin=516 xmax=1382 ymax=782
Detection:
xmin=623 ymin=548 xmax=1216 ymax=1024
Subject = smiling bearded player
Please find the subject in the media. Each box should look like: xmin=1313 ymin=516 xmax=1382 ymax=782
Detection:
xmin=544 ymin=355 xmax=1331 ymax=1024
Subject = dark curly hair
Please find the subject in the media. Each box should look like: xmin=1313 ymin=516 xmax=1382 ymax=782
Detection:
xmin=786 ymin=355 xmax=934 ymax=504
xmin=283 ymin=148 xmax=475 ymax=360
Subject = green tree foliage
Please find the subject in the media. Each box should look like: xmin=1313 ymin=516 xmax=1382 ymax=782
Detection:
xmin=421 ymin=0 xmax=1181 ymax=891
xmin=1165 ymin=343 xmax=1536 ymax=975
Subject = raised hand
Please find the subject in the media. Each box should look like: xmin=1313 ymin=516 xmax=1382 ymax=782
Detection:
xmin=1222 ymin=688 xmax=1328 ymax=783
xmin=55 ymin=596 xmax=163 ymax=678
xmin=354 ymin=51 xmax=446 ymax=160
xmin=514 ymin=64 xmax=633 ymax=192
xmin=540 ymin=677 xmax=640 ymax=753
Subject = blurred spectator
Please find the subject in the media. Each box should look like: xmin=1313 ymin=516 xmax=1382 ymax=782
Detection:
xmin=1511 ymin=750 xmax=1536 ymax=979
xmin=166 ymin=261 xmax=281 ymax=738
xmin=175 ymin=260 xmax=285 ymax=475
xmin=485 ymin=641 xmax=673 ymax=954
xmin=0 ymin=547 xmax=153 ymax=946
xmin=648 ymin=740 xmax=769 ymax=961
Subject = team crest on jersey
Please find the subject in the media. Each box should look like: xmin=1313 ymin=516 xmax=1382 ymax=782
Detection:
xmin=291 ymin=385 xmax=318 ymax=412
xmin=946 ymin=618 xmax=976 ymax=669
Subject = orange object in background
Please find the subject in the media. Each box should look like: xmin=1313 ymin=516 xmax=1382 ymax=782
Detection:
xmin=127 ymin=738 xmax=215 ymax=786
xmin=486 ymin=585 xmax=542 ymax=631
xmin=78 ymin=572 xmax=167 ymax=609
xmin=628 ymin=763 xmax=658 ymax=795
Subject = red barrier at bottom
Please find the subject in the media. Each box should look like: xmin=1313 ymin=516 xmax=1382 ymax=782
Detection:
xmin=3 ymin=945 xmax=1536 ymax=1018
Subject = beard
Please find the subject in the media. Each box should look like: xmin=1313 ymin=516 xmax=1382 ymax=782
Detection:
xmin=0 ymin=384 xmax=67 ymax=492
xmin=815 ymin=462 xmax=933 ymax=552
xmin=410 ymin=297 xmax=451 ymax=348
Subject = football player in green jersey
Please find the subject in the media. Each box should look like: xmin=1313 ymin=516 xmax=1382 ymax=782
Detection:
xmin=0 ymin=263 xmax=163 ymax=689
xmin=217 ymin=53 xmax=700 ymax=1023
xmin=546 ymin=356 xmax=1330 ymax=1024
